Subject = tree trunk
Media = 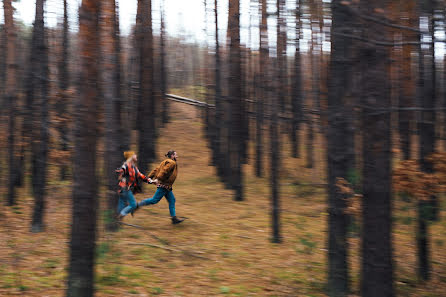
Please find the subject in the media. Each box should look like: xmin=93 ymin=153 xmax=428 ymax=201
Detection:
xmin=416 ymin=1 xmax=436 ymax=280
xmin=228 ymin=0 xmax=243 ymax=201
xmin=58 ymin=0 xmax=70 ymax=180
xmin=360 ymin=1 xmax=394 ymax=296
xmin=291 ymin=0 xmax=302 ymax=159
xmin=66 ymin=0 xmax=100 ymax=295
xmin=160 ymin=6 xmax=169 ymax=125
xmin=31 ymin=0 xmax=49 ymax=233
xmin=3 ymin=0 xmax=17 ymax=206
xmin=136 ymin=0 xmax=155 ymax=174
xmin=256 ymin=0 xmax=268 ymax=177
xmin=326 ymin=1 xmax=356 ymax=296
xmin=103 ymin=0 xmax=123 ymax=232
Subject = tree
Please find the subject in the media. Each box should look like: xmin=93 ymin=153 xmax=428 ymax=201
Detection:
xmin=136 ymin=0 xmax=155 ymax=173
xmin=30 ymin=0 xmax=49 ymax=233
xmin=66 ymin=0 xmax=100 ymax=295
xmin=57 ymin=0 xmax=70 ymax=181
xmin=160 ymin=4 xmax=169 ymax=125
xmin=3 ymin=0 xmax=18 ymax=206
xmin=326 ymin=1 xmax=356 ymax=295
xmin=256 ymin=0 xmax=268 ymax=177
xmin=228 ymin=0 xmax=243 ymax=201
xmin=102 ymin=0 xmax=123 ymax=231
xmin=360 ymin=1 xmax=394 ymax=296
xmin=291 ymin=0 xmax=302 ymax=159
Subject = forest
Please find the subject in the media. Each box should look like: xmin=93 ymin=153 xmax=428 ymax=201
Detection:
xmin=0 ymin=0 xmax=445 ymax=296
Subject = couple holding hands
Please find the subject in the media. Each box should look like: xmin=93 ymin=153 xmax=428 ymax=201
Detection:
xmin=116 ymin=150 xmax=184 ymax=224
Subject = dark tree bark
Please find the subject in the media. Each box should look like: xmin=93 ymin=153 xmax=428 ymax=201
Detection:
xmin=160 ymin=6 xmax=169 ymax=125
xmin=213 ymin=0 xmax=223 ymax=174
xmin=103 ymin=0 xmax=123 ymax=232
xmin=398 ymin=1 xmax=416 ymax=161
xmin=3 ymin=0 xmax=18 ymax=206
xmin=136 ymin=0 xmax=155 ymax=174
xmin=58 ymin=0 xmax=70 ymax=180
xmin=31 ymin=0 xmax=49 ymax=233
xmin=326 ymin=1 xmax=356 ymax=296
xmin=66 ymin=0 xmax=100 ymax=295
xmin=291 ymin=0 xmax=302 ymax=159
xmin=360 ymin=1 xmax=394 ymax=296
xmin=416 ymin=0 xmax=437 ymax=280
xmin=255 ymin=0 xmax=268 ymax=177
xmin=276 ymin=0 xmax=287 ymax=114
xmin=228 ymin=0 xmax=243 ymax=201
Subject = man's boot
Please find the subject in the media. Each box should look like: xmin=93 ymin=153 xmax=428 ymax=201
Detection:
xmin=171 ymin=216 xmax=184 ymax=224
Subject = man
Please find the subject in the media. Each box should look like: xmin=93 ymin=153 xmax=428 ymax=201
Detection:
xmin=138 ymin=150 xmax=184 ymax=224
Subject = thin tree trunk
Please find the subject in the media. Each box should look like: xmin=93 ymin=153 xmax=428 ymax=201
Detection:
xmin=58 ymin=0 xmax=70 ymax=180
xmin=3 ymin=0 xmax=17 ymax=206
xmin=137 ymin=0 xmax=155 ymax=174
xmin=66 ymin=0 xmax=100 ymax=295
xmin=291 ymin=0 xmax=302 ymax=159
xmin=360 ymin=1 xmax=394 ymax=296
xmin=31 ymin=0 xmax=49 ymax=233
xmin=326 ymin=1 xmax=355 ymax=295
xmin=228 ymin=0 xmax=243 ymax=201
xmin=256 ymin=0 xmax=268 ymax=177
xmin=103 ymin=0 xmax=122 ymax=232
xmin=416 ymin=2 xmax=436 ymax=280
xmin=160 ymin=5 xmax=169 ymax=125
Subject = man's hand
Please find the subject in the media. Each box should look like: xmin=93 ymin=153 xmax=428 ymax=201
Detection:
xmin=147 ymin=178 xmax=154 ymax=184
xmin=153 ymin=179 xmax=159 ymax=186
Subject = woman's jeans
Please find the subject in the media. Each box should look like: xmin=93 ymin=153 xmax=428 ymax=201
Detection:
xmin=118 ymin=189 xmax=137 ymax=216
xmin=138 ymin=187 xmax=176 ymax=217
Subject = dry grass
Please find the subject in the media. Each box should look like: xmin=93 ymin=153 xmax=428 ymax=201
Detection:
xmin=0 ymin=102 xmax=445 ymax=296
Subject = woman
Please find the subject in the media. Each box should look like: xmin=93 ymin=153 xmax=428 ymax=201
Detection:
xmin=116 ymin=151 xmax=151 ymax=219
xmin=137 ymin=150 xmax=184 ymax=224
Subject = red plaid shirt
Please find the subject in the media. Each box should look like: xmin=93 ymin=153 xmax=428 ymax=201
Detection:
xmin=116 ymin=162 xmax=147 ymax=192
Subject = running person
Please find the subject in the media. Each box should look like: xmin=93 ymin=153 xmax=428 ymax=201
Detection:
xmin=137 ymin=150 xmax=184 ymax=224
xmin=116 ymin=151 xmax=151 ymax=220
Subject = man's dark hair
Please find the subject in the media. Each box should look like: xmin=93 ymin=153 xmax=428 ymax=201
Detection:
xmin=165 ymin=150 xmax=176 ymax=158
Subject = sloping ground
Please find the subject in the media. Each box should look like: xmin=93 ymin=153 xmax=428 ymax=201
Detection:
xmin=0 ymin=101 xmax=445 ymax=297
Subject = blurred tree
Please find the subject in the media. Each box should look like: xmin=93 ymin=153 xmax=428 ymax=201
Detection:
xmin=326 ymin=1 xmax=356 ymax=295
xmin=57 ymin=0 xmax=70 ymax=180
xmin=136 ymin=0 xmax=156 ymax=173
xmin=160 ymin=3 xmax=169 ymax=125
xmin=103 ymin=0 xmax=124 ymax=232
xmin=3 ymin=0 xmax=17 ymax=206
xmin=66 ymin=0 xmax=100 ymax=295
xmin=360 ymin=1 xmax=394 ymax=296
xmin=256 ymin=0 xmax=268 ymax=177
xmin=228 ymin=0 xmax=244 ymax=201
xmin=30 ymin=0 xmax=49 ymax=233
xmin=291 ymin=0 xmax=302 ymax=159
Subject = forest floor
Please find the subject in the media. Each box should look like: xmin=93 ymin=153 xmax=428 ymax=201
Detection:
xmin=0 ymin=100 xmax=445 ymax=297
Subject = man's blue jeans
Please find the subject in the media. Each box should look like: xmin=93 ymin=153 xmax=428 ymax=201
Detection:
xmin=118 ymin=189 xmax=137 ymax=216
xmin=138 ymin=187 xmax=176 ymax=217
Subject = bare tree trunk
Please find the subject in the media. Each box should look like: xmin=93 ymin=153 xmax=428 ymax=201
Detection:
xmin=360 ymin=1 xmax=394 ymax=296
xmin=103 ymin=0 xmax=122 ymax=232
xmin=160 ymin=5 xmax=169 ymax=125
xmin=416 ymin=0 xmax=437 ymax=280
xmin=256 ymin=0 xmax=268 ymax=177
xmin=291 ymin=0 xmax=302 ymax=159
xmin=137 ymin=0 xmax=155 ymax=173
xmin=228 ymin=0 xmax=243 ymax=201
xmin=66 ymin=0 xmax=100 ymax=295
xmin=31 ymin=0 xmax=49 ymax=233
xmin=58 ymin=0 xmax=70 ymax=180
xmin=3 ymin=0 xmax=17 ymax=206
xmin=326 ymin=1 xmax=356 ymax=295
